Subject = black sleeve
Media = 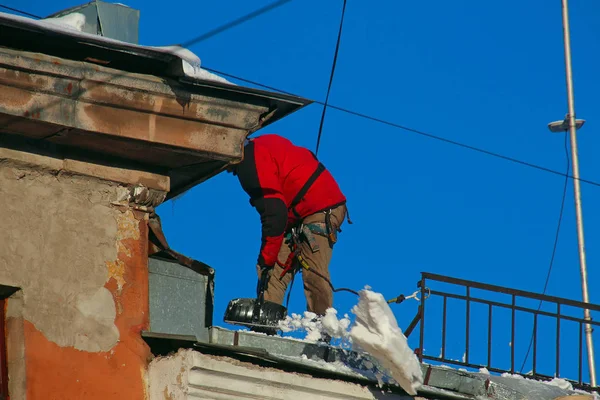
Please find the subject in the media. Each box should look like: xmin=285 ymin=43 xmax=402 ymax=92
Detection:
xmin=235 ymin=141 xmax=287 ymax=266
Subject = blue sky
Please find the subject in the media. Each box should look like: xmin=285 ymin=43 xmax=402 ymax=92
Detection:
xmin=7 ymin=0 xmax=600 ymax=384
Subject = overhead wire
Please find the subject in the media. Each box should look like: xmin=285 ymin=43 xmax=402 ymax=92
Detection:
xmin=9 ymin=3 xmax=599 ymax=346
xmin=0 ymin=4 xmax=41 ymax=19
xmin=0 ymin=1 xmax=292 ymax=138
xmin=0 ymin=1 xmax=291 ymax=44
xmin=179 ymin=0 xmax=292 ymax=49
xmin=314 ymin=0 xmax=347 ymax=156
xmin=4 ymin=3 xmax=600 ymax=188
xmin=519 ymin=130 xmax=571 ymax=373
xmin=204 ymin=66 xmax=600 ymax=188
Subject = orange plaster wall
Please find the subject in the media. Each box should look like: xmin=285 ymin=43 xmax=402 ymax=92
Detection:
xmin=23 ymin=212 xmax=151 ymax=400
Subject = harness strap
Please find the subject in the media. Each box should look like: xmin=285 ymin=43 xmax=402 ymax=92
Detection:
xmin=290 ymin=163 xmax=326 ymax=218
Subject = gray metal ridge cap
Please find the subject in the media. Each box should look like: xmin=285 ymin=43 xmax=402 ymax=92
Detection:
xmin=422 ymin=364 xmax=589 ymax=400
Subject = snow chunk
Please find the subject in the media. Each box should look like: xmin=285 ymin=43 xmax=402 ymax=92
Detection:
xmin=278 ymin=312 xmax=323 ymax=342
xmin=322 ymin=308 xmax=351 ymax=339
xmin=349 ymin=289 xmax=423 ymax=396
xmin=479 ymin=367 xmax=490 ymax=375
xmin=43 ymin=13 xmax=86 ymax=32
xmin=501 ymin=373 xmax=524 ymax=379
xmin=543 ymin=377 xmax=573 ymax=391
xmin=279 ymin=308 xmax=353 ymax=343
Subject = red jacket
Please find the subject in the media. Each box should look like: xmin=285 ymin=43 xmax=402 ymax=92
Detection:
xmin=234 ymin=134 xmax=346 ymax=267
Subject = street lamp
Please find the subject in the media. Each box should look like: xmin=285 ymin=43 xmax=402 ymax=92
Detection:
xmin=547 ymin=116 xmax=585 ymax=133
xmin=551 ymin=0 xmax=596 ymax=387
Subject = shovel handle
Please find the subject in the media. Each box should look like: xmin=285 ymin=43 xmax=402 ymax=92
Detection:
xmin=256 ymin=266 xmax=271 ymax=300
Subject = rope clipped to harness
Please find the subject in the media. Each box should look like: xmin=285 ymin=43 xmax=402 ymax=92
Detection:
xmin=279 ymin=225 xmax=358 ymax=308
xmin=278 ymin=218 xmax=431 ymax=306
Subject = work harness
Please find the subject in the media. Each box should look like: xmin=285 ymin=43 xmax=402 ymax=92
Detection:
xmin=277 ymin=162 xmax=351 ymax=279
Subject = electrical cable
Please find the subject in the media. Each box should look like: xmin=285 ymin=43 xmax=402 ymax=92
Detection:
xmin=304 ymin=267 xmax=359 ymax=296
xmin=519 ymin=130 xmax=570 ymax=373
xmin=0 ymin=1 xmax=291 ymax=46
xmin=4 ymin=3 xmax=600 ymax=189
xmin=314 ymin=0 xmax=346 ymax=156
xmin=179 ymin=0 xmax=292 ymax=49
xmin=0 ymin=4 xmax=41 ymax=19
xmin=204 ymin=66 xmax=600 ymax=189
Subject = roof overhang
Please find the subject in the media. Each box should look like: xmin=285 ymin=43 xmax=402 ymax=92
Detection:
xmin=0 ymin=13 xmax=311 ymax=197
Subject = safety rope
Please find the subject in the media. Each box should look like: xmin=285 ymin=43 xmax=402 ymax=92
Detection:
xmin=280 ymin=223 xmax=430 ymax=306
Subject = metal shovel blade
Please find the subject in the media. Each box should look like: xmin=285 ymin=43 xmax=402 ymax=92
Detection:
xmin=223 ymin=297 xmax=287 ymax=329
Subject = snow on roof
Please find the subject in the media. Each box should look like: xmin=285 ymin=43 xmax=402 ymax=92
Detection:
xmin=275 ymin=289 xmax=424 ymax=395
xmin=0 ymin=11 xmax=231 ymax=84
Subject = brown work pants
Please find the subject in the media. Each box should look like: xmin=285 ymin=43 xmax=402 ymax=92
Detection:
xmin=257 ymin=204 xmax=347 ymax=316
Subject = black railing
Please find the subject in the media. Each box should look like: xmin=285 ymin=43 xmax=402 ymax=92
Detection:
xmin=405 ymin=272 xmax=600 ymax=390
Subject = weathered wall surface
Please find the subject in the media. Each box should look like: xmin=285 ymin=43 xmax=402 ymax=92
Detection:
xmin=0 ymin=153 xmax=152 ymax=399
xmin=148 ymin=349 xmax=414 ymax=400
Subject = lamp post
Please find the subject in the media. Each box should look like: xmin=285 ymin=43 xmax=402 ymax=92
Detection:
xmin=548 ymin=0 xmax=596 ymax=387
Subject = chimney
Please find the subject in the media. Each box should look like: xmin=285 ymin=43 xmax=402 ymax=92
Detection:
xmin=46 ymin=0 xmax=140 ymax=44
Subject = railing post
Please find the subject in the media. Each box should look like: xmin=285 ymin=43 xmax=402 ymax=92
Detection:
xmin=466 ymin=286 xmax=471 ymax=364
xmin=533 ymin=313 xmax=538 ymax=376
xmin=511 ymin=294 xmax=516 ymax=374
xmin=419 ymin=274 xmax=426 ymax=363
xmin=579 ymin=321 xmax=583 ymax=385
xmin=488 ymin=303 xmax=493 ymax=369
xmin=442 ymin=296 xmax=447 ymax=360
xmin=557 ymin=304 xmax=561 ymax=377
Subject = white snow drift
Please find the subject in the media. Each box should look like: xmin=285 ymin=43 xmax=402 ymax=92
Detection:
xmin=278 ymin=289 xmax=424 ymax=396
xmin=349 ymin=289 xmax=424 ymax=395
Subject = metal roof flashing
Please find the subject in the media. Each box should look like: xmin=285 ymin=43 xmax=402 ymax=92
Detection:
xmin=0 ymin=12 xmax=311 ymax=198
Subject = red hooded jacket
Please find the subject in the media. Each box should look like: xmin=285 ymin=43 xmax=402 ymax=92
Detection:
xmin=234 ymin=134 xmax=346 ymax=268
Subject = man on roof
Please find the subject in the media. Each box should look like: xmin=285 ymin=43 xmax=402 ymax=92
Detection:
xmin=230 ymin=134 xmax=348 ymax=326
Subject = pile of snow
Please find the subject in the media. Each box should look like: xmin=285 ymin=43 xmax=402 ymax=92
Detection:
xmin=279 ymin=311 xmax=323 ymax=342
xmin=0 ymin=11 xmax=231 ymax=84
xmin=278 ymin=289 xmax=423 ymax=396
xmin=153 ymin=45 xmax=231 ymax=84
xmin=322 ymin=308 xmax=352 ymax=338
xmin=543 ymin=377 xmax=573 ymax=391
xmin=500 ymin=373 xmax=580 ymax=392
xmin=279 ymin=309 xmax=351 ymax=343
xmin=43 ymin=13 xmax=86 ymax=32
xmin=349 ymin=289 xmax=423 ymax=395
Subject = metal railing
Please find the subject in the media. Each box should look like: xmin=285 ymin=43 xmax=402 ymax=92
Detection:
xmin=404 ymin=272 xmax=600 ymax=390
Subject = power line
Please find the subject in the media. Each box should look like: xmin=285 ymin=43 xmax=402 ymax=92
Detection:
xmin=315 ymin=0 xmax=346 ymax=156
xmin=0 ymin=4 xmax=42 ymax=19
xmin=519 ymin=130 xmax=570 ymax=373
xmin=6 ymin=2 xmax=600 ymax=188
xmin=180 ymin=0 xmax=292 ymax=49
xmin=203 ymin=66 xmax=600 ymax=188
xmin=0 ymin=1 xmax=291 ymax=46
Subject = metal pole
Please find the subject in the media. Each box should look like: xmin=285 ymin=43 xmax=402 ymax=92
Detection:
xmin=561 ymin=0 xmax=596 ymax=387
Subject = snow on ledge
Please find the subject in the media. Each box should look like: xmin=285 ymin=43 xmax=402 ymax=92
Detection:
xmin=0 ymin=11 xmax=232 ymax=84
xmin=277 ymin=289 xmax=424 ymax=396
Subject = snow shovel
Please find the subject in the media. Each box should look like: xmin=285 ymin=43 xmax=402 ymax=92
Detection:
xmin=223 ymin=267 xmax=287 ymax=332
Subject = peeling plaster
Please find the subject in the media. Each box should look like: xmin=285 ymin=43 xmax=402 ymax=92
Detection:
xmin=0 ymin=164 xmax=130 ymax=352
